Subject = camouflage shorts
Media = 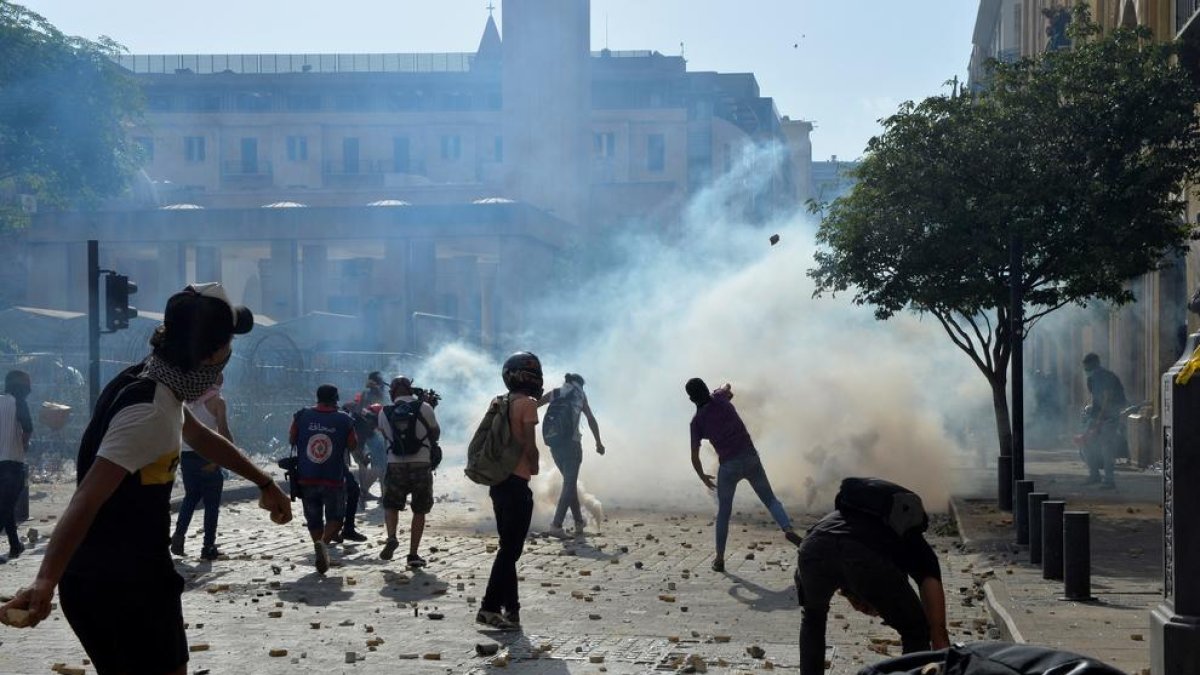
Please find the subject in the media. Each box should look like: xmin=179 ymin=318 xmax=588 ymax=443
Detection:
xmin=382 ymin=462 xmax=433 ymax=515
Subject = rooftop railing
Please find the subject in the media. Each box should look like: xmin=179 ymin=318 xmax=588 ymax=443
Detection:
xmin=116 ymin=53 xmax=476 ymax=75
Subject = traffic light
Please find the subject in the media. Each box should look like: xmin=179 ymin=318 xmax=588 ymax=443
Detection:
xmin=104 ymin=272 xmax=138 ymax=331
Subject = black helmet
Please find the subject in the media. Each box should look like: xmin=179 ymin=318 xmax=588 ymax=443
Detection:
xmin=502 ymin=351 xmax=543 ymax=396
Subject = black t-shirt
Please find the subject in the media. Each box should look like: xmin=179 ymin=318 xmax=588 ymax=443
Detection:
xmin=807 ymin=509 xmax=942 ymax=582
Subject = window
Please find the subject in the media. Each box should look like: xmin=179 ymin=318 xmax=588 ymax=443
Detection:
xmin=240 ymin=137 xmax=258 ymax=174
xmin=184 ymin=136 xmax=206 ymax=162
xmin=134 ymin=136 xmax=154 ymax=162
xmin=286 ymin=93 xmax=321 ymax=111
xmin=393 ymin=136 xmax=411 ymax=172
xmin=440 ymin=134 xmax=461 ymax=160
xmin=343 ymin=137 xmax=360 ymax=174
xmin=594 ymin=132 xmax=615 ymax=159
xmin=235 ymin=92 xmax=272 ymax=112
xmin=147 ymin=95 xmax=172 ymax=111
xmin=647 ymin=134 xmax=665 ymax=173
xmin=286 ymin=136 xmax=308 ymax=162
xmin=494 ymin=136 xmax=503 ymax=163
xmin=184 ymin=94 xmax=221 ymax=112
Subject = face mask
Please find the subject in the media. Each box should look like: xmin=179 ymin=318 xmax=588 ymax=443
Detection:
xmin=144 ymin=353 xmax=230 ymax=402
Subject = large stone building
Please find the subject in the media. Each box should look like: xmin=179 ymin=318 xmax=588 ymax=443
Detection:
xmin=968 ymin=0 xmax=1197 ymax=466
xmin=15 ymin=0 xmax=810 ymax=355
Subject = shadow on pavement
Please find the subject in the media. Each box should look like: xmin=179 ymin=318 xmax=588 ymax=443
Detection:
xmin=724 ymin=571 xmax=798 ymax=612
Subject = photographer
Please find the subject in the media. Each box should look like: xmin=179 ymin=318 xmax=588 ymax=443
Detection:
xmin=377 ymin=377 xmax=439 ymax=569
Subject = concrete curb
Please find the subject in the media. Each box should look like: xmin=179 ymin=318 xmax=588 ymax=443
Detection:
xmin=949 ymin=496 xmax=1026 ymax=644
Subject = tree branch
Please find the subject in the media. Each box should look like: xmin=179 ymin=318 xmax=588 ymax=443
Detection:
xmin=932 ymin=310 xmax=998 ymax=380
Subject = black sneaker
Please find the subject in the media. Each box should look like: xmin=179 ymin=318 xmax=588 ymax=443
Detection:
xmin=170 ymin=534 xmax=185 ymax=557
xmin=784 ymin=530 xmax=803 ymax=547
xmin=502 ymin=610 xmax=520 ymax=628
xmin=711 ymin=558 xmax=725 ymax=573
xmin=314 ymin=541 xmax=330 ymax=574
xmin=407 ymin=553 xmax=427 ymax=569
xmin=475 ymin=610 xmax=517 ymax=631
xmin=8 ymin=540 xmax=24 ymax=559
xmin=200 ymin=544 xmax=219 ymax=561
xmin=342 ymin=529 xmax=368 ymax=543
xmin=380 ymin=538 xmax=399 ymax=561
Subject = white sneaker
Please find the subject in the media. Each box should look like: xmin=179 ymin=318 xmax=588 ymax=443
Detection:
xmin=546 ymin=525 xmax=569 ymax=539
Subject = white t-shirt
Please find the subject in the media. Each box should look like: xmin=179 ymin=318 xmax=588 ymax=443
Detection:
xmin=96 ymin=381 xmax=184 ymax=482
xmin=0 ymin=394 xmax=26 ymax=464
xmin=378 ymin=395 xmax=438 ymax=465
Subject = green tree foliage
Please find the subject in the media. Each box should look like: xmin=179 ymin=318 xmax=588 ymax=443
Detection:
xmin=809 ymin=5 xmax=1200 ymax=458
xmin=0 ymin=1 xmax=141 ymax=230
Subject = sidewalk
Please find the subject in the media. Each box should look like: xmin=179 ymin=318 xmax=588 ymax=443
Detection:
xmin=951 ymin=449 xmax=1162 ymax=675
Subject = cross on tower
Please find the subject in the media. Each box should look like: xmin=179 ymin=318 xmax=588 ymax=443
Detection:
xmin=487 ymin=2 xmax=495 ymax=16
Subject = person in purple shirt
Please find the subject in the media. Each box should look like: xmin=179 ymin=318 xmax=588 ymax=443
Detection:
xmin=687 ymin=377 xmax=802 ymax=572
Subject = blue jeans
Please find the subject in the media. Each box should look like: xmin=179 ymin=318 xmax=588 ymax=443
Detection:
xmin=715 ymin=451 xmax=792 ymax=558
xmin=549 ymin=440 xmax=584 ymax=528
xmin=173 ymin=452 xmax=224 ymax=548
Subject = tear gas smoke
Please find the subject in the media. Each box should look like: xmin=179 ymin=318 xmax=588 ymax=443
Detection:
xmin=409 ymin=145 xmax=989 ymax=518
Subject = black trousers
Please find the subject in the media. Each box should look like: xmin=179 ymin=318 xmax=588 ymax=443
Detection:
xmin=796 ymin=533 xmax=930 ymax=675
xmin=481 ymin=475 xmax=533 ymax=614
xmin=344 ymin=467 xmax=360 ymax=531
xmin=0 ymin=461 xmax=25 ymax=551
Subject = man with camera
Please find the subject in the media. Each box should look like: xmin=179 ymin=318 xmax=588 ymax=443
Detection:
xmin=377 ymin=376 xmax=439 ymax=569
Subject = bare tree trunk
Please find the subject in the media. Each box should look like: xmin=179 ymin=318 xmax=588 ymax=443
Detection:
xmin=991 ymin=376 xmax=1013 ymax=459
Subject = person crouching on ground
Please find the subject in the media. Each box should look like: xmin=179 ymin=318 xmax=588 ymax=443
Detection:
xmin=290 ymin=384 xmax=357 ymax=574
xmin=685 ymin=377 xmax=802 ymax=573
xmin=0 ymin=282 xmax=291 ymax=675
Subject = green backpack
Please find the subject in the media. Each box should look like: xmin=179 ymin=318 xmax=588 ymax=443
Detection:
xmin=465 ymin=393 xmax=523 ymax=486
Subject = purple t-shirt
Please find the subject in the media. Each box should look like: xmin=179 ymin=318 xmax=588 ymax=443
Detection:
xmin=689 ymin=391 xmax=754 ymax=462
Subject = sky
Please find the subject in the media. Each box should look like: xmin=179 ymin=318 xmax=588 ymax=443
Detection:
xmin=18 ymin=0 xmax=979 ymax=161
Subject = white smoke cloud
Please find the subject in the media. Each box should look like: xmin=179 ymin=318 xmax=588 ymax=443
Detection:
xmin=413 ymin=144 xmax=990 ymax=520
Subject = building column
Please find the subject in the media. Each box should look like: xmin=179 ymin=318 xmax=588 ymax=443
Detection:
xmin=301 ymin=244 xmax=328 ymax=315
xmin=478 ymin=260 xmax=498 ymax=350
xmin=155 ymin=243 xmax=186 ymax=311
xmin=195 ymin=245 xmax=223 ymax=284
xmin=377 ymin=239 xmax=409 ymax=352
xmin=263 ymin=240 xmax=299 ymax=321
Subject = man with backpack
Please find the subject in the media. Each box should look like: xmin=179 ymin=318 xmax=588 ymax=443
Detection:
xmin=686 ymin=378 xmax=802 ymax=572
xmin=539 ymin=373 xmax=603 ymax=538
xmin=465 ymin=352 xmax=543 ymax=631
xmin=795 ymin=477 xmax=949 ymax=675
xmin=377 ymin=376 xmax=439 ymax=568
xmin=289 ymin=384 xmax=357 ymax=574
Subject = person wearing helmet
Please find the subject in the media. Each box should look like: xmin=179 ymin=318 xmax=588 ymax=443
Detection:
xmin=0 ymin=282 xmax=292 ymax=675
xmin=476 ymin=351 xmax=542 ymax=631
xmin=686 ymin=378 xmax=802 ymax=573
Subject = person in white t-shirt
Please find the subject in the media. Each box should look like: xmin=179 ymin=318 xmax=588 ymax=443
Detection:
xmin=0 ymin=370 xmax=33 ymax=560
xmin=170 ymin=373 xmax=232 ymax=561
xmin=0 ymin=283 xmax=292 ymax=675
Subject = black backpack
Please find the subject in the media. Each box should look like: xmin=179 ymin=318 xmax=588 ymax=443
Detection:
xmin=857 ymin=641 xmax=1125 ymax=674
xmin=384 ymin=399 xmax=425 ymax=457
xmin=835 ymin=477 xmax=928 ymax=538
xmin=541 ymin=387 xmax=580 ymax=446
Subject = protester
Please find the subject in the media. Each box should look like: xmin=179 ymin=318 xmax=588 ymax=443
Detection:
xmin=0 ymin=370 xmax=32 ymax=561
xmin=686 ymin=378 xmax=802 ymax=572
xmin=378 ymin=376 xmax=439 ymax=569
xmin=355 ymin=371 xmax=388 ymax=498
xmin=476 ymin=352 xmax=541 ymax=631
xmin=539 ymin=373 xmax=604 ymax=538
xmin=1081 ymin=353 xmax=1127 ymax=489
xmin=0 ymin=282 xmax=291 ymax=675
xmin=289 ymin=384 xmax=357 ymax=574
xmin=795 ymin=477 xmax=949 ymax=675
xmin=170 ymin=372 xmax=231 ymax=561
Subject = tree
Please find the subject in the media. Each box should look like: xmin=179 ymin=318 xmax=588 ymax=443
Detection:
xmin=0 ymin=1 xmax=142 ymax=230
xmin=809 ymin=6 xmax=1200 ymax=462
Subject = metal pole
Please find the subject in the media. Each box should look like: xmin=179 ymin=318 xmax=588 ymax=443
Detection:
xmin=1062 ymin=511 xmax=1095 ymax=601
xmin=1014 ymin=480 xmax=1034 ymax=545
xmin=87 ymin=240 xmax=100 ymax=412
xmin=1011 ymin=234 xmax=1025 ymax=490
xmin=1042 ymin=500 xmax=1066 ymax=580
xmin=1029 ymin=492 xmax=1048 ymax=565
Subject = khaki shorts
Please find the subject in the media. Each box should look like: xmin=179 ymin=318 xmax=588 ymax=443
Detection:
xmin=382 ymin=462 xmax=433 ymax=515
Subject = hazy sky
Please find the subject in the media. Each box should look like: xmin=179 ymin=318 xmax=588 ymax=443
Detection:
xmin=19 ymin=1 xmax=978 ymax=160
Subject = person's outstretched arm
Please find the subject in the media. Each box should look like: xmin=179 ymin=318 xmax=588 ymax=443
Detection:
xmin=918 ymin=576 xmax=950 ymax=649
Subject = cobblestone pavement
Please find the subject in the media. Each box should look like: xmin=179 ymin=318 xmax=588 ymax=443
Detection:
xmin=0 ymin=470 xmax=996 ymax=674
